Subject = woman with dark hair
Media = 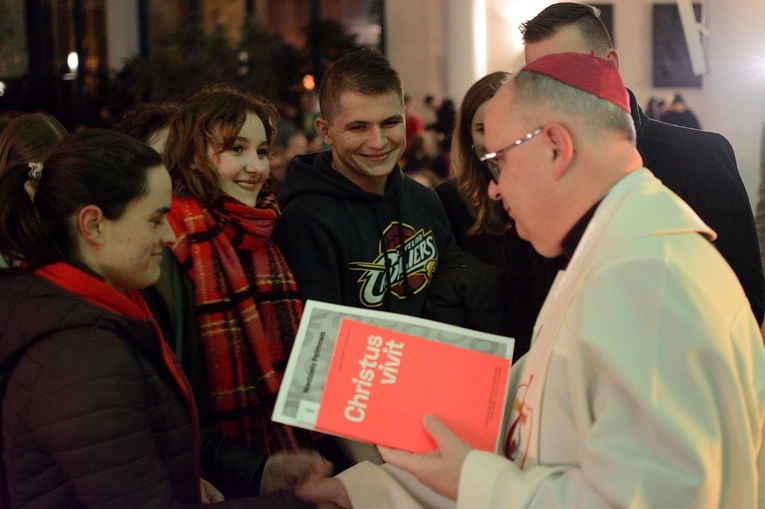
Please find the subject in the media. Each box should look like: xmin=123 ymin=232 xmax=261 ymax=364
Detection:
xmin=0 ymin=112 xmax=68 ymax=267
xmin=0 ymin=129 xmax=317 ymax=507
xmin=113 ymin=102 xmax=180 ymax=154
xmin=154 ymin=85 xmax=331 ymax=498
xmin=435 ymin=72 xmax=561 ymax=359
xmin=0 ymin=112 xmax=67 ymax=171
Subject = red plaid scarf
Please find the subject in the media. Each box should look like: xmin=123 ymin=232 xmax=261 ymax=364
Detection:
xmin=168 ymin=193 xmax=306 ymax=453
xmin=35 ymin=262 xmax=202 ymax=499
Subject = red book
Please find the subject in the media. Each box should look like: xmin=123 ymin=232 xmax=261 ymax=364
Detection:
xmin=315 ymin=318 xmax=511 ymax=453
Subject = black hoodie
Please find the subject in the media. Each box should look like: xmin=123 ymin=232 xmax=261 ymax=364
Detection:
xmin=273 ymin=151 xmax=454 ymax=316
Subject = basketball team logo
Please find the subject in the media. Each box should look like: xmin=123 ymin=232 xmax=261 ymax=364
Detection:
xmin=350 ymin=222 xmax=438 ymax=307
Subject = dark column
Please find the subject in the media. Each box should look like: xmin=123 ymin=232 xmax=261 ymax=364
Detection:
xmin=138 ymin=0 xmax=150 ymax=57
xmin=245 ymin=0 xmax=256 ymax=22
xmin=73 ymin=0 xmax=86 ymax=126
xmin=308 ymin=0 xmax=320 ymax=79
xmin=376 ymin=0 xmax=386 ymax=55
xmin=21 ymin=0 xmax=48 ymax=112
xmin=188 ymin=0 xmax=200 ymax=27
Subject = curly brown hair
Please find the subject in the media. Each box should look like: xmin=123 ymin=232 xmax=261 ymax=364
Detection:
xmin=163 ymin=84 xmax=278 ymax=206
xmin=0 ymin=113 xmax=67 ymax=171
xmin=318 ymin=48 xmax=403 ymax=123
xmin=113 ymin=102 xmax=180 ymax=145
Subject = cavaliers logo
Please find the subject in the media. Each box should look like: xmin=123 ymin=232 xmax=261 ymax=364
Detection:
xmin=350 ymin=222 xmax=438 ymax=307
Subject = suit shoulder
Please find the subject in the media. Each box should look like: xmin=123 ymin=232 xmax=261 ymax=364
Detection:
xmin=642 ymin=120 xmax=734 ymax=158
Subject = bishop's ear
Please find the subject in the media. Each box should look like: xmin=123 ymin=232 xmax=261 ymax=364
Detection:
xmin=546 ymin=123 xmax=575 ymax=180
xmin=77 ymin=204 xmax=106 ymax=244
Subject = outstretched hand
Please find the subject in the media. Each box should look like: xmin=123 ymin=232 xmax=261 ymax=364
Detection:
xmin=260 ymin=449 xmax=334 ymax=494
xmin=294 ymin=477 xmax=352 ymax=509
xmin=200 ymin=478 xmax=225 ymax=503
xmin=377 ymin=414 xmax=472 ymax=500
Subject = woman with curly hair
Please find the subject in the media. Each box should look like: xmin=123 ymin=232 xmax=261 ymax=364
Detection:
xmin=149 ymin=85 xmax=331 ymax=499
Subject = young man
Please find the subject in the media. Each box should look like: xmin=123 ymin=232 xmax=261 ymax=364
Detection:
xmin=295 ymin=51 xmax=765 ymax=509
xmin=273 ymin=49 xmax=454 ymax=317
xmin=520 ymin=2 xmax=765 ymax=326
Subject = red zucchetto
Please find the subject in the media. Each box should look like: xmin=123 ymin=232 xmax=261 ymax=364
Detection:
xmin=522 ymin=52 xmax=631 ymax=113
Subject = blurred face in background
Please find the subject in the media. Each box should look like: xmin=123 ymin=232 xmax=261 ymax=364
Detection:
xmin=471 ymin=99 xmax=492 ymax=157
xmin=269 ymin=131 xmax=308 ymax=185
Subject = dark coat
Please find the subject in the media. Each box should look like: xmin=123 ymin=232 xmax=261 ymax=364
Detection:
xmin=144 ymin=255 xmax=352 ymax=499
xmin=0 ymin=272 xmax=313 ymax=509
xmin=143 ymin=253 xmax=269 ymax=499
xmin=628 ymin=90 xmax=764 ymax=323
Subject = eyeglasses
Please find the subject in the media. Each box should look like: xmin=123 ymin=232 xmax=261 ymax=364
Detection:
xmin=480 ymin=127 xmax=544 ymax=183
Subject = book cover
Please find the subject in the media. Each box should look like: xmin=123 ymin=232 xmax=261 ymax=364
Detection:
xmin=272 ymin=300 xmax=514 ymax=453
xmin=317 ymin=318 xmax=510 ymax=452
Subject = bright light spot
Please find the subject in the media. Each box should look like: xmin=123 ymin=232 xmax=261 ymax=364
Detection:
xmin=494 ymin=0 xmax=555 ymax=63
xmin=67 ymin=52 xmax=79 ymax=73
xmin=0 ymin=82 xmax=5 ymax=97
xmin=302 ymin=74 xmax=315 ymax=91
xmin=473 ymin=0 xmax=487 ymax=78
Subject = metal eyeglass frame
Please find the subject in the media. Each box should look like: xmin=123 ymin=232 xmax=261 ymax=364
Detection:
xmin=479 ymin=126 xmax=544 ymax=183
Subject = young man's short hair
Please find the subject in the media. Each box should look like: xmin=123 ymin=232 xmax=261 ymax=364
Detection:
xmin=520 ymin=2 xmax=613 ymax=53
xmin=318 ymin=48 xmax=403 ymax=122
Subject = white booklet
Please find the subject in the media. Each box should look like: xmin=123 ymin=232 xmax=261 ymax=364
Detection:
xmin=272 ymin=300 xmax=515 ymax=453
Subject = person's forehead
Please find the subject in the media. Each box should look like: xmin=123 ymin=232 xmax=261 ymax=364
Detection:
xmin=472 ymin=100 xmax=492 ymax=125
xmin=240 ymin=111 xmax=265 ymax=132
xmin=333 ymin=90 xmax=403 ymax=121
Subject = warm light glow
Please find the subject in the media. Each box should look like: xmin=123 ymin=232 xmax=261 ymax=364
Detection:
xmin=494 ymin=0 xmax=557 ymax=64
xmin=67 ymin=52 xmax=79 ymax=73
xmin=302 ymin=74 xmax=315 ymax=91
xmin=756 ymin=42 xmax=765 ymax=82
xmin=473 ymin=0 xmax=487 ymax=78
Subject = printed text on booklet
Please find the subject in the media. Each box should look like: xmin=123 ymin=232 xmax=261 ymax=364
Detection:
xmin=315 ymin=318 xmax=511 ymax=453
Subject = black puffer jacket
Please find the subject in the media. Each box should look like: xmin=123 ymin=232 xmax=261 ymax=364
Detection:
xmin=0 ymin=272 xmax=313 ymax=509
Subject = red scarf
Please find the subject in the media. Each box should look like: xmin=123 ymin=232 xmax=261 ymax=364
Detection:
xmin=168 ymin=194 xmax=306 ymax=453
xmin=34 ymin=262 xmax=202 ymax=499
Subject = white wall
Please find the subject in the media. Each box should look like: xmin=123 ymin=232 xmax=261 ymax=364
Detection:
xmin=385 ymin=0 xmax=448 ymax=125
xmin=387 ymin=0 xmax=765 ymax=210
xmin=701 ymin=0 xmax=765 ymax=208
xmin=611 ymin=0 xmax=765 ymax=209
